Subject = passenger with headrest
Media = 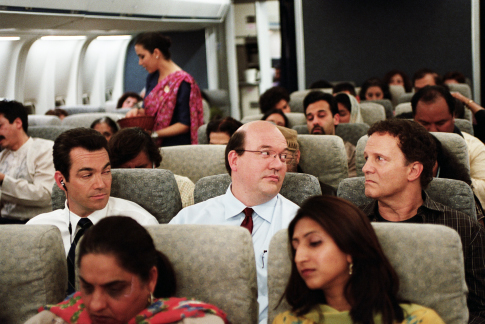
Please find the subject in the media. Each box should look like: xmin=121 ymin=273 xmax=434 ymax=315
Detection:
xmin=27 ymin=128 xmax=158 ymax=295
xmin=360 ymin=119 xmax=485 ymax=323
xmin=276 ymin=126 xmax=336 ymax=196
xmin=448 ymin=90 xmax=485 ymax=144
xmin=383 ymin=69 xmax=413 ymax=93
xmin=304 ymin=91 xmax=356 ymax=177
xmin=116 ymin=91 xmax=143 ymax=108
xmin=359 ymin=77 xmax=391 ymax=101
xmin=262 ymin=109 xmax=289 ymax=127
xmin=275 ymin=195 xmax=444 ymax=324
xmin=0 ymin=100 xmax=55 ymax=223
xmin=109 ymin=127 xmax=195 ymax=208
xmin=170 ymin=121 xmax=300 ymax=324
xmin=443 ymin=71 xmax=467 ymax=85
xmin=334 ymin=93 xmax=363 ymax=124
xmin=332 ymin=82 xmax=357 ymax=97
xmin=90 ymin=117 xmax=118 ymax=142
xmin=412 ymin=85 xmax=485 ymax=206
xmin=413 ymin=68 xmax=442 ymax=91
xmin=26 ymin=216 xmax=228 ymax=324
xmin=206 ymin=117 xmax=243 ymax=145
xmin=259 ymin=86 xmax=291 ymax=114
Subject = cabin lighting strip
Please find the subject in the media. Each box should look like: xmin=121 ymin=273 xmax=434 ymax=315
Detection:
xmin=96 ymin=35 xmax=131 ymax=40
xmin=0 ymin=36 xmax=20 ymax=41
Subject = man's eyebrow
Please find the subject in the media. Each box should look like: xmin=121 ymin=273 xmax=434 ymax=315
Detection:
xmin=77 ymin=162 xmax=111 ymax=173
xmin=102 ymin=162 xmax=111 ymax=170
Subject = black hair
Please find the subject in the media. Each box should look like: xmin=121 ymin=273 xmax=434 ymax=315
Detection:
xmin=383 ymin=70 xmax=412 ymax=93
xmin=335 ymin=93 xmax=352 ymax=113
xmin=90 ymin=117 xmax=119 ymax=135
xmin=135 ymin=32 xmax=172 ymax=60
xmin=259 ymin=86 xmax=290 ymax=114
xmin=412 ymin=68 xmax=442 ymax=87
xmin=309 ymin=80 xmax=333 ymax=89
xmin=284 ymin=196 xmax=404 ymax=324
xmin=262 ymin=109 xmax=289 ymax=127
xmin=411 ymin=85 xmax=456 ymax=117
xmin=224 ymin=129 xmax=246 ymax=175
xmin=303 ymin=91 xmax=338 ymax=116
xmin=359 ymin=77 xmax=391 ymax=101
xmin=116 ymin=92 xmax=143 ymax=108
xmin=45 ymin=108 xmax=68 ymax=119
xmin=78 ymin=216 xmax=176 ymax=298
xmin=0 ymin=100 xmax=28 ymax=133
xmin=332 ymin=82 xmax=357 ymax=96
xmin=443 ymin=71 xmax=466 ymax=84
xmin=109 ymin=127 xmax=162 ymax=168
xmin=53 ymin=128 xmax=109 ymax=181
xmin=206 ymin=117 xmax=243 ymax=143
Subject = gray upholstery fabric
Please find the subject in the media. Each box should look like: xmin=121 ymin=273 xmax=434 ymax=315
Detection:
xmin=448 ymin=83 xmax=472 ymax=99
xmin=395 ymin=102 xmax=412 ymax=116
xmin=366 ymin=99 xmax=394 ymax=119
xmin=241 ymin=112 xmax=307 ymax=129
xmin=197 ymin=124 xmax=209 ymax=144
xmin=288 ymin=89 xmax=333 ymax=113
xmin=61 ymin=112 xmax=124 ymax=128
xmin=359 ymin=102 xmax=386 ymax=126
xmin=0 ymin=225 xmax=66 ymax=324
xmin=159 ymin=145 xmax=226 ymax=183
xmin=455 ymin=119 xmax=474 ymax=136
xmin=194 ymin=172 xmax=321 ymax=206
xmin=201 ymin=89 xmax=231 ymax=117
xmin=298 ymin=135 xmax=348 ymax=188
xmin=52 ymin=169 xmax=182 ymax=223
xmin=337 ymin=177 xmax=477 ymax=219
xmin=267 ymin=223 xmax=468 ymax=324
xmin=355 ymin=132 xmax=470 ymax=177
xmin=389 ymin=84 xmax=406 ymax=107
xmin=146 ymin=225 xmax=258 ymax=324
xmin=398 ymin=92 xmax=414 ymax=104
xmin=335 ymin=123 xmax=369 ymax=146
xmin=58 ymin=105 xmax=106 ymax=115
xmin=28 ymin=126 xmax=73 ymax=141
xmin=293 ymin=124 xmax=368 ymax=146
xmin=27 ymin=115 xmax=62 ymax=126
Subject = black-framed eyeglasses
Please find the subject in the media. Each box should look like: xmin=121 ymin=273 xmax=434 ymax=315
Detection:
xmin=237 ymin=149 xmax=288 ymax=163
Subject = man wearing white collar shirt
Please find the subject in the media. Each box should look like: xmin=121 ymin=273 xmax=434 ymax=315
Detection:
xmin=170 ymin=121 xmax=299 ymax=324
xmin=27 ymin=127 xmax=158 ymax=256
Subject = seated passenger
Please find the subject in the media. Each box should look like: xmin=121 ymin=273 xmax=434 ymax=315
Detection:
xmin=206 ymin=117 xmax=243 ymax=145
xmin=449 ymin=91 xmax=485 ymax=144
xmin=383 ymin=69 xmax=413 ymax=93
xmin=332 ymin=82 xmax=357 ymax=97
xmin=259 ymin=86 xmax=290 ymax=114
xmin=262 ymin=109 xmax=288 ymax=127
xmin=116 ymin=91 xmax=143 ymax=108
xmin=359 ymin=77 xmax=391 ymax=101
xmin=0 ymin=100 xmax=55 ymax=223
xmin=304 ymin=91 xmax=356 ymax=177
xmin=443 ymin=71 xmax=467 ymax=85
xmin=170 ymin=121 xmax=300 ymax=324
xmin=334 ymin=93 xmax=363 ymax=124
xmin=308 ymin=79 xmax=332 ymax=89
xmin=45 ymin=108 xmax=68 ymax=120
xmin=413 ymin=68 xmax=442 ymax=91
xmin=27 ymin=128 xmax=158 ymax=294
xmin=274 ymin=195 xmax=444 ymax=324
xmin=26 ymin=216 xmax=228 ymax=324
xmin=90 ymin=117 xmax=118 ymax=142
xmin=360 ymin=119 xmax=485 ymax=323
xmin=276 ymin=126 xmax=336 ymax=196
xmin=109 ymin=127 xmax=195 ymax=208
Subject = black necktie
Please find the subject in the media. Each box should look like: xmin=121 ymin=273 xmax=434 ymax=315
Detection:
xmin=67 ymin=218 xmax=92 ymax=295
xmin=241 ymin=208 xmax=254 ymax=234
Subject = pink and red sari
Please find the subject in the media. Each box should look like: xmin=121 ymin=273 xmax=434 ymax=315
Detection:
xmin=144 ymin=71 xmax=204 ymax=145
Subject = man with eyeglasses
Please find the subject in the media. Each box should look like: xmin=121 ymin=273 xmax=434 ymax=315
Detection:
xmin=170 ymin=120 xmax=299 ymax=324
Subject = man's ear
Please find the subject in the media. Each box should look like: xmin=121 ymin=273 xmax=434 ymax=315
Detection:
xmin=13 ymin=117 xmax=23 ymax=130
xmin=295 ymin=150 xmax=301 ymax=165
xmin=408 ymin=162 xmax=423 ymax=182
xmin=54 ymin=171 xmax=67 ymax=192
xmin=228 ymin=150 xmax=239 ymax=173
xmin=333 ymin=112 xmax=340 ymax=126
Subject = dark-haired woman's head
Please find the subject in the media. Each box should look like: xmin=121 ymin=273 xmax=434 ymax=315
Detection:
xmin=284 ymin=196 xmax=403 ymax=323
xmin=117 ymin=92 xmax=143 ymax=108
xmin=359 ymin=77 xmax=391 ymax=101
xmin=206 ymin=117 xmax=243 ymax=145
xmin=262 ymin=108 xmax=289 ymax=127
xmin=135 ymin=32 xmax=172 ymax=74
xmin=90 ymin=117 xmax=118 ymax=142
xmin=78 ymin=216 xmax=176 ymax=323
xmin=383 ymin=70 xmax=412 ymax=93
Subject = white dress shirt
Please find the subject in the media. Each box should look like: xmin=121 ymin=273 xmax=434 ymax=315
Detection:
xmin=170 ymin=186 xmax=299 ymax=324
xmin=27 ymin=196 xmax=159 ymax=256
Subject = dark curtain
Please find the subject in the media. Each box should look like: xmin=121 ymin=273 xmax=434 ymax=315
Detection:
xmin=279 ymin=0 xmax=299 ymax=92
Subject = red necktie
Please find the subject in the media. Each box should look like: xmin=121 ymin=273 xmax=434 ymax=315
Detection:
xmin=241 ymin=207 xmax=254 ymax=234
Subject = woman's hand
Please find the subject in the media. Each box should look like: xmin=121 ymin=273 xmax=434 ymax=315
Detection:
xmin=126 ymin=108 xmax=146 ymax=118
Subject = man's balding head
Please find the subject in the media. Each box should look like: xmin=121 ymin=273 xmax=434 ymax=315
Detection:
xmin=225 ymin=121 xmax=288 ymax=206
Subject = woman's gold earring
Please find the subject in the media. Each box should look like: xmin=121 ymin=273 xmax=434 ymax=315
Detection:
xmin=349 ymin=263 xmax=353 ymax=275
xmin=148 ymin=292 xmax=154 ymax=305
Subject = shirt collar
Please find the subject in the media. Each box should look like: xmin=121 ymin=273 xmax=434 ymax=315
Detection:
xmin=223 ymin=185 xmax=277 ymax=223
xmin=64 ymin=199 xmax=110 ymax=229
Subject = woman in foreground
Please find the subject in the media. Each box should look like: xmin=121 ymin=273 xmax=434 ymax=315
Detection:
xmin=27 ymin=216 xmax=228 ymax=324
xmin=273 ymin=196 xmax=444 ymax=324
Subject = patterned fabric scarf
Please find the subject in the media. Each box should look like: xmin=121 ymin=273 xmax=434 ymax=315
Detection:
xmin=40 ymin=292 xmax=228 ymax=324
xmin=144 ymin=70 xmax=204 ymax=145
